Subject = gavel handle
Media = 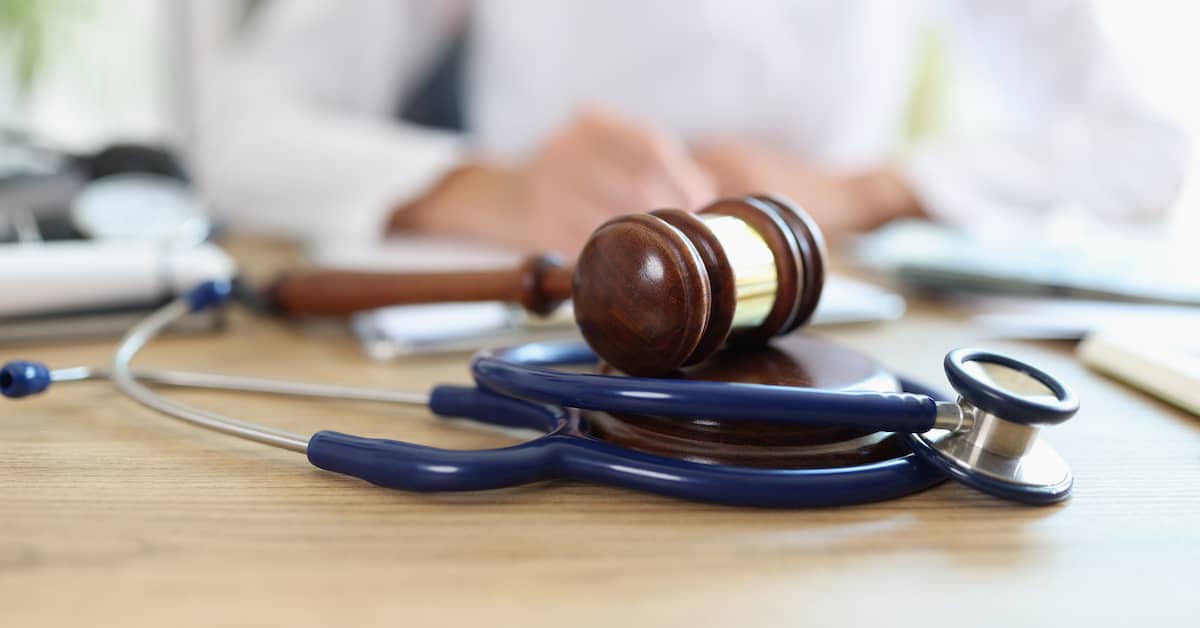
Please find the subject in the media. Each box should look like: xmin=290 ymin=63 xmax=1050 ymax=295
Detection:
xmin=266 ymin=254 xmax=573 ymax=317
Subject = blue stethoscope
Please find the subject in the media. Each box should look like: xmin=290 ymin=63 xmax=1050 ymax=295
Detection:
xmin=2 ymin=281 xmax=1079 ymax=507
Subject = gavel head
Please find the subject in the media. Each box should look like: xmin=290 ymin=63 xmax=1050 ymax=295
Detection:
xmin=572 ymin=195 xmax=826 ymax=376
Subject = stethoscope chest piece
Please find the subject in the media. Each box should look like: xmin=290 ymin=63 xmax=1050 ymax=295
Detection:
xmin=905 ymin=349 xmax=1079 ymax=504
xmin=907 ymin=426 xmax=1072 ymax=505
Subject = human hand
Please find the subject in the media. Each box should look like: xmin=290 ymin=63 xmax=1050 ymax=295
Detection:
xmin=390 ymin=109 xmax=715 ymax=254
xmin=693 ymin=140 xmax=923 ymax=237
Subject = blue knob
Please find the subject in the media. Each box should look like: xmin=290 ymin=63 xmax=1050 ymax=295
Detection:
xmin=1 ymin=361 xmax=52 ymax=399
xmin=186 ymin=279 xmax=234 ymax=312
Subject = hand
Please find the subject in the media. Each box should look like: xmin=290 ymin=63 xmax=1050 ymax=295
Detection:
xmin=693 ymin=140 xmax=923 ymax=237
xmin=390 ymin=108 xmax=715 ymax=254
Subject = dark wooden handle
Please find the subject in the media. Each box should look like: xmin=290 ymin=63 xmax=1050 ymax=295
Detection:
xmin=267 ymin=254 xmax=572 ymax=317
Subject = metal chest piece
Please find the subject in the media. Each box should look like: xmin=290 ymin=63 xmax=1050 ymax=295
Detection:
xmin=906 ymin=349 xmax=1079 ymax=505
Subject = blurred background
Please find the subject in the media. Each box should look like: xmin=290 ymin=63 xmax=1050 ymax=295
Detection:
xmin=0 ymin=0 xmax=244 ymax=151
xmin=0 ymin=0 xmax=1195 ymax=234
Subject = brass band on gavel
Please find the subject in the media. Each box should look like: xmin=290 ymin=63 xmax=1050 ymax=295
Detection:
xmin=698 ymin=213 xmax=780 ymax=329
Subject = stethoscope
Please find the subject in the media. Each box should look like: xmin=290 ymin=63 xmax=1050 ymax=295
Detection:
xmin=2 ymin=280 xmax=1080 ymax=507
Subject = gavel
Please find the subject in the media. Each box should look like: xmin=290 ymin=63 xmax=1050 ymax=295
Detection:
xmin=268 ymin=195 xmax=825 ymax=376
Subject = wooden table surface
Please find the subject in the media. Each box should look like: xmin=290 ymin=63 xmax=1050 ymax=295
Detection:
xmin=3 ymin=240 xmax=1197 ymax=627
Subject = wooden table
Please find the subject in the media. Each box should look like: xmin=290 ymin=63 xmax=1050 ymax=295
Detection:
xmin=3 ymin=240 xmax=1197 ymax=627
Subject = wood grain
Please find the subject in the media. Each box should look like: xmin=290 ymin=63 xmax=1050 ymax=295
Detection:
xmin=592 ymin=335 xmax=897 ymax=466
xmin=2 ymin=238 xmax=1197 ymax=627
xmin=268 ymin=254 xmax=571 ymax=316
xmin=751 ymin=194 xmax=826 ymax=333
xmin=573 ymin=213 xmax=712 ymax=376
xmin=650 ymin=208 xmax=738 ymax=366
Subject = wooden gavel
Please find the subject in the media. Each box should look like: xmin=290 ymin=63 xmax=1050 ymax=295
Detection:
xmin=268 ymin=195 xmax=825 ymax=376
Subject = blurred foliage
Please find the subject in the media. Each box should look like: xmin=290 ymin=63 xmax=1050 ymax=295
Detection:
xmin=0 ymin=0 xmax=90 ymax=95
xmin=904 ymin=26 xmax=946 ymax=146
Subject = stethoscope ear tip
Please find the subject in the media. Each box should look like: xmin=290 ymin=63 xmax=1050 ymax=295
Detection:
xmin=1 ymin=360 xmax=52 ymax=399
xmin=186 ymin=280 xmax=235 ymax=312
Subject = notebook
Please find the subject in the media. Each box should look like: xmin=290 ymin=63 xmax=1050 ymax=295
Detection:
xmin=1078 ymin=321 xmax=1200 ymax=415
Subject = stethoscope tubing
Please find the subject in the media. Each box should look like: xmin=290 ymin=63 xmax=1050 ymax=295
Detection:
xmin=308 ymin=380 xmax=954 ymax=507
xmin=307 ymin=423 xmax=947 ymax=508
xmin=471 ymin=347 xmax=941 ymax=433
xmin=26 ymin=363 xmax=951 ymax=506
xmin=6 ymin=282 xmax=954 ymax=507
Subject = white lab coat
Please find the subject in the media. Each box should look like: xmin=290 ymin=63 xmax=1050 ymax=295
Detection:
xmin=194 ymin=0 xmax=1187 ymax=243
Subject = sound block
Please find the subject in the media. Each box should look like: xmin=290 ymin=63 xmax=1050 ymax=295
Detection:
xmin=586 ymin=334 xmax=914 ymax=468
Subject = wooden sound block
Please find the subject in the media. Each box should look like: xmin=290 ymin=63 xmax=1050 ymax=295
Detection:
xmin=586 ymin=334 xmax=914 ymax=468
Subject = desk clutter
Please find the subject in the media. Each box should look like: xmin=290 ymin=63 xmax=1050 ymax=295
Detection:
xmin=854 ymin=219 xmax=1200 ymax=414
xmin=1 ymin=141 xmax=232 ymax=342
xmin=855 ymin=219 xmax=1200 ymax=306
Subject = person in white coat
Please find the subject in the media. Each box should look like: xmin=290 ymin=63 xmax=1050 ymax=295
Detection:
xmin=194 ymin=0 xmax=1187 ymax=253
